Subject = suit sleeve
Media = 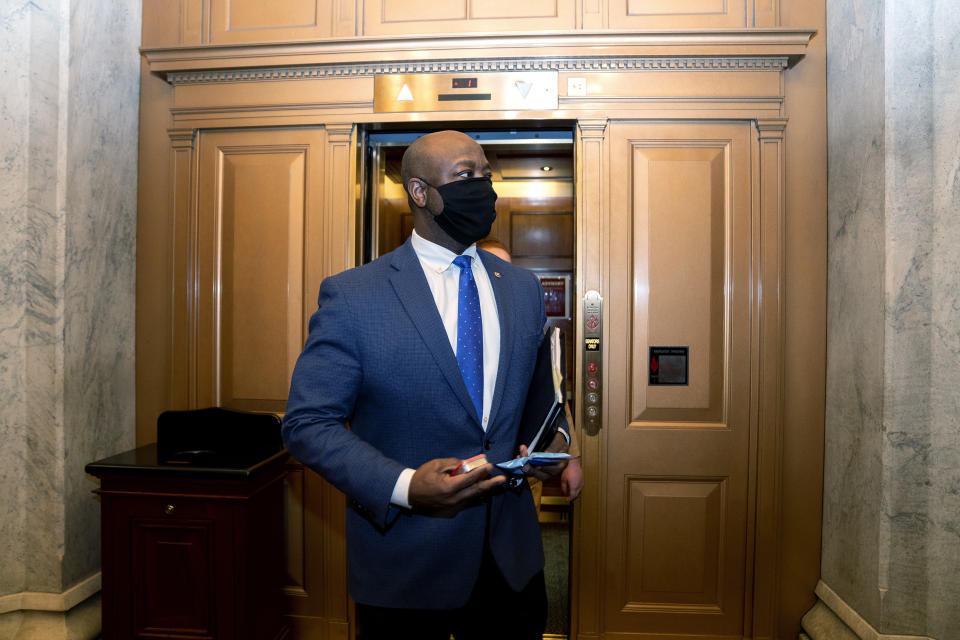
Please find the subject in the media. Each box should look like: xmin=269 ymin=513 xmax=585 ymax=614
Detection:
xmin=563 ymin=403 xmax=580 ymax=457
xmin=282 ymin=276 xmax=407 ymax=528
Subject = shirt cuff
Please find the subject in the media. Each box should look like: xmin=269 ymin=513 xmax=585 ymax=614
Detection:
xmin=390 ymin=467 xmax=416 ymax=509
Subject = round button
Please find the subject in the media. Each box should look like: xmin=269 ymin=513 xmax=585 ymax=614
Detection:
xmin=587 ymin=392 xmax=598 ymax=404
xmin=484 ymin=440 xmax=492 ymax=451
xmin=164 ymin=504 xmax=175 ymax=516
xmin=587 ymin=378 xmax=599 ymax=390
xmin=587 ymin=362 xmax=598 ymax=374
xmin=587 ymin=406 xmax=599 ymax=417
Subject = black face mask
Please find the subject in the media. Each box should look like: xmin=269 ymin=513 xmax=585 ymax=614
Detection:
xmin=419 ymin=176 xmax=498 ymax=246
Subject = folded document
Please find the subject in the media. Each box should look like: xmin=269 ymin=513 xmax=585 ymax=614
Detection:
xmin=496 ymin=452 xmax=571 ymax=474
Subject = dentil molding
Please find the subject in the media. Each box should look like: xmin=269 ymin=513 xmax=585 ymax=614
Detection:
xmin=166 ymin=55 xmax=790 ymax=85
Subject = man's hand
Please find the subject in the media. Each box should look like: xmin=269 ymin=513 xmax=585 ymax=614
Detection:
xmin=561 ymin=457 xmax=584 ymax=501
xmin=520 ymin=431 xmax=569 ymax=481
xmin=408 ymin=458 xmax=506 ymax=510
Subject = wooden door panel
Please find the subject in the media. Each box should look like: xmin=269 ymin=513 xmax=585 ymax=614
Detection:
xmin=363 ymin=0 xmax=575 ymax=35
xmin=609 ymin=0 xmax=750 ymax=28
xmin=209 ymin=0 xmax=355 ymax=43
xmin=472 ymin=0 xmax=562 ymax=18
xmin=624 ymin=477 xmax=723 ymax=608
xmin=510 ymin=211 xmax=575 ymax=258
xmin=220 ymin=150 xmax=305 ymax=409
xmin=603 ymin=122 xmax=753 ymax=637
xmin=630 ymin=146 xmax=726 ymax=423
xmin=222 ymin=0 xmax=319 ymax=29
xmin=380 ymin=0 xmax=468 ymax=22
xmin=134 ymin=522 xmax=215 ymax=633
xmin=197 ymin=130 xmax=322 ymax=412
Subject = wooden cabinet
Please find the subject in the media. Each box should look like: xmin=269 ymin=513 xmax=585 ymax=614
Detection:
xmin=361 ymin=0 xmax=577 ymax=36
xmin=142 ymin=0 xmax=356 ymax=47
xmin=88 ymin=446 xmax=288 ymax=640
xmin=141 ymin=0 xmax=781 ymax=47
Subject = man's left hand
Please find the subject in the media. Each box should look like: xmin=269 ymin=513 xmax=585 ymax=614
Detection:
xmin=520 ymin=431 xmax=569 ymax=481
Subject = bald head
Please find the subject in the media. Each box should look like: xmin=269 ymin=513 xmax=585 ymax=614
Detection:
xmin=401 ymin=130 xmax=485 ymax=189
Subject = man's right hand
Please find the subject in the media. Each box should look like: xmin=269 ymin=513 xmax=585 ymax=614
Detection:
xmin=408 ymin=458 xmax=506 ymax=510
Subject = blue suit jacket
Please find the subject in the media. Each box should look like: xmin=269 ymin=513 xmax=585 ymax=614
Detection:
xmin=283 ymin=239 xmax=546 ymax=609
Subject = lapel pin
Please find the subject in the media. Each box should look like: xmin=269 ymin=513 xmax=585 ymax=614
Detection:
xmin=494 ymin=271 xmax=502 ymax=278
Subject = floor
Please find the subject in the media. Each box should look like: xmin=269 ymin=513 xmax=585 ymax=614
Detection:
xmin=541 ymin=521 xmax=571 ymax=637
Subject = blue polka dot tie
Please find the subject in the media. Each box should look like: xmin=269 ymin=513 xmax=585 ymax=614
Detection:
xmin=453 ymin=255 xmax=483 ymax=421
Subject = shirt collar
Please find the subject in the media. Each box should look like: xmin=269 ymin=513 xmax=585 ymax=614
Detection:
xmin=411 ymin=229 xmax=478 ymax=273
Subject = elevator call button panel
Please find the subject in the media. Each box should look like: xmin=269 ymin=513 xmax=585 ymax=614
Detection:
xmin=582 ymin=290 xmax=603 ymax=436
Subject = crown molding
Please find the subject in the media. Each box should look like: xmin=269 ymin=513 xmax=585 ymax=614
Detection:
xmin=143 ymin=29 xmax=816 ymax=77
xmin=166 ymin=55 xmax=790 ymax=85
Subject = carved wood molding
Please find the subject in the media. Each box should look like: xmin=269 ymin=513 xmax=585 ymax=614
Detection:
xmin=165 ymin=55 xmax=791 ymax=85
xmin=144 ymin=29 xmax=815 ymax=76
xmin=752 ymin=114 xmax=788 ymax=638
xmin=756 ymin=117 xmax=789 ymax=138
xmin=167 ymin=128 xmax=196 ymax=147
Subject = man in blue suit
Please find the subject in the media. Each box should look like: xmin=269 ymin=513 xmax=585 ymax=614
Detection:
xmin=283 ymin=130 xmax=568 ymax=638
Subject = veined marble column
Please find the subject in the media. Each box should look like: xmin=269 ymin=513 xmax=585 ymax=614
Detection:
xmin=809 ymin=0 xmax=960 ymax=638
xmin=0 ymin=0 xmax=140 ymax=637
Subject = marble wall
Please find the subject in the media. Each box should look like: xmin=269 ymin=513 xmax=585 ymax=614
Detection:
xmin=823 ymin=0 xmax=960 ymax=637
xmin=0 ymin=0 xmax=140 ymax=636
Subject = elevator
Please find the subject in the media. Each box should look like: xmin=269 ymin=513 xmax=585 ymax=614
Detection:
xmin=137 ymin=18 xmax=826 ymax=638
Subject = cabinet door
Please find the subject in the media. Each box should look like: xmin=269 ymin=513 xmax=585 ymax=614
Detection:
xmin=579 ymin=121 xmax=755 ymax=637
xmin=607 ymin=0 xmax=753 ymax=29
xmin=209 ymin=0 xmax=356 ymax=43
xmin=362 ymin=0 xmax=576 ymax=36
xmin=104 ymin=496 xmax=236 ymax=639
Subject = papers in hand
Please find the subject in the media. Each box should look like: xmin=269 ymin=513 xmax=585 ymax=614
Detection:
xmin=516 ymin=327 xmax=566 ymax=454
xmin=496 ymin=452 xmax=572 ymax=475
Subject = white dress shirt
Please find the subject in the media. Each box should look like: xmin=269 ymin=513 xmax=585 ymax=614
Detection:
xmin=390 ymin=230 xmax=501 ymax=508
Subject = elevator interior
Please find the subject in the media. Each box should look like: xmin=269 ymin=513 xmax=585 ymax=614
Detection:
xmin=362 ymin=126 xmax=577 ymax=635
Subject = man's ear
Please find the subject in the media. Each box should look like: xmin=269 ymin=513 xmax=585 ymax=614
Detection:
xmin=406 ymin=178 xmax=428 ymax=208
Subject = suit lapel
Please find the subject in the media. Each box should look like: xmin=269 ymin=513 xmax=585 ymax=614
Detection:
xmin=480 ymin=251 xmax=515 ymax=435
xmin=389 ymin=241 xmax=482 ymax=427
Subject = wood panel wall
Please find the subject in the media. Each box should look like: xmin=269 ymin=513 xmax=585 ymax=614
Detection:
xmin=142 ymin=0 xmax=782 ymax=47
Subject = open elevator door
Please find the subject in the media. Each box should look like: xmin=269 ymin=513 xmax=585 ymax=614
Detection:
xmin=360 ymin=127 xmax=578 ymax=637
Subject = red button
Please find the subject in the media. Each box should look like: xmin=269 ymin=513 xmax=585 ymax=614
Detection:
xmin=587 ymin=362 xmax=598 ymax=373
xmin=587 ymin=378 xmax=599 ymax=390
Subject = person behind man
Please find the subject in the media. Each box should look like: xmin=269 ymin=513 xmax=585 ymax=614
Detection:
xmin=475 ymin=237 xmax=585 ymax=505
xmin=283 ymin=130 xmax=569 ymax=639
